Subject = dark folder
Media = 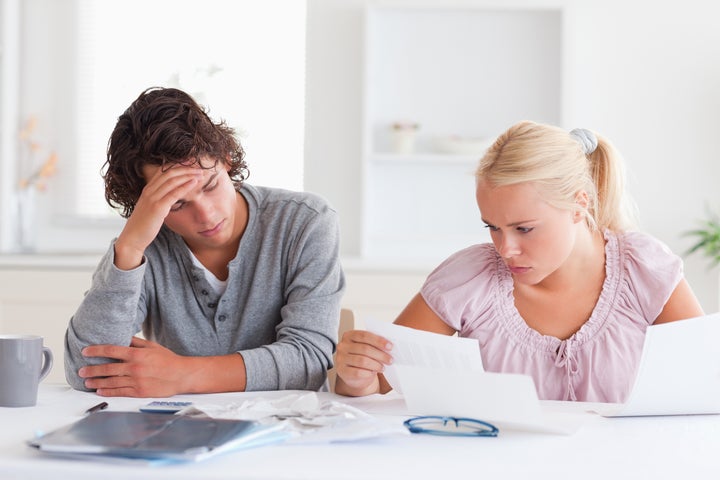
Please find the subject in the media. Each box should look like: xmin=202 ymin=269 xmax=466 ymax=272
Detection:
xmin=28 ymin=411 xmax=287 ymax=462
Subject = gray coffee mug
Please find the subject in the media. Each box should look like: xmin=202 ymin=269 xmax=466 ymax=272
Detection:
xmin=0 ymin=334 xmax=53 ymax=407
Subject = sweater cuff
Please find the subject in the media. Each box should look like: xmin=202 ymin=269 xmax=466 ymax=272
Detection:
xmin=240 ymin=348 xmax=279 ymax=391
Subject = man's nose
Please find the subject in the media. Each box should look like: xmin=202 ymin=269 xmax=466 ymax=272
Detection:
xmin=193 ymin=199 xmax=214 ymax=223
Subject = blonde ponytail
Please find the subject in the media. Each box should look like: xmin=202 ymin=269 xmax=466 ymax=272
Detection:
xmin=586 ymin=136 xmax=637 ymax=231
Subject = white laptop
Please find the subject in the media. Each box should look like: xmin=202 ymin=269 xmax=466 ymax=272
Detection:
xmin=596 ymin=312 xmax=720 ymax=417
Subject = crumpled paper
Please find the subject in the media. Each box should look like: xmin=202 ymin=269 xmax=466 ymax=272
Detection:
xmin=180 ymin=392 xmax=408 ymax=443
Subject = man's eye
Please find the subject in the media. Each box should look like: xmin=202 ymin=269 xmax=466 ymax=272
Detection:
xmin=170 ymin=201 xmax=186 ymax=212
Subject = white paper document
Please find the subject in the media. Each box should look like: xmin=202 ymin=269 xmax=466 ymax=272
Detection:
xmin=364 ymin=318 xmax=484 ymax=393
xmin=364 ymin=319 xmax=583 ymax=434
xmin=598 ymin=312 xmax=720 ymax=417
xmin=394 ymin=365 xmax=585 ymax=434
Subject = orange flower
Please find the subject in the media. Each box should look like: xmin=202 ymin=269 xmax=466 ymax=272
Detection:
xmin=38 ymin=153 xmax=58 ymax=178
xmin=18 ymin=116 xmax=38 ymax=141
xmin=17 ymin=117 xmax=58 ymax=191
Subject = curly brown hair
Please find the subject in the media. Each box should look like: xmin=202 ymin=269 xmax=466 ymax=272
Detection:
xmin=102 ymin=87 xmax=249 ymax=218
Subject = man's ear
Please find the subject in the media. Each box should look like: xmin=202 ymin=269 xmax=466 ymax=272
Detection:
xmin=573 ymin=190 xmax=589 ymax=223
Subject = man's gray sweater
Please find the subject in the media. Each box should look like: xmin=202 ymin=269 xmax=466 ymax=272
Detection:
xmin=65 ymin=184 xmax=345 ymax=392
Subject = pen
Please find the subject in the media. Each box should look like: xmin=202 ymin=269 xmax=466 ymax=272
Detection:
xmin=84 ymin=401 xmax=109 ymax=415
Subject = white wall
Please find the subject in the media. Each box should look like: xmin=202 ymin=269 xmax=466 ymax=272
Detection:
xmin=305 ymin=0 xmax=720 ymax=312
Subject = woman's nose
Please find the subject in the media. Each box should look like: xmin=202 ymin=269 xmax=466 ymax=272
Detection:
xmin=498 ymin=235 xmax=521 ymax=258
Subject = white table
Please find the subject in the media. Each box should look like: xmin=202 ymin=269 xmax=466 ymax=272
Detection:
xmin=1 ymin=384 xmax=719 ymax=479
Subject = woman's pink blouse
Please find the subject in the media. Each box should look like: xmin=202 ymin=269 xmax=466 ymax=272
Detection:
xmin=420 ymin=230 xmax=683 ymax=403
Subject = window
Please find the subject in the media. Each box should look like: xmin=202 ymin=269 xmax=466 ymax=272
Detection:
xmin=75 ymin=0 xmax=307 ymax=218
xmin=0 ymin=0 xmax=306 ymax=253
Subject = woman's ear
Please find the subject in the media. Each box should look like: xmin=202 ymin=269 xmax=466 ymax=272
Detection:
xmin=573 ymin=190 xmax=590 ymax=223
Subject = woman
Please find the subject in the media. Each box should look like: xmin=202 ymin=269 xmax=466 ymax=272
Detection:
xmin=335 ymin=120 xmax=703 ymax=403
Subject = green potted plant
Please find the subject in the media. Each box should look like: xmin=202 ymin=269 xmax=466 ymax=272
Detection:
xmin=684 ymin=211 xmax=720 ymax=267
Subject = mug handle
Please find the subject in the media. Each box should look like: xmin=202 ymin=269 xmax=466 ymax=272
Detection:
xmin=39 ymin=346 xmax=54 ymax=382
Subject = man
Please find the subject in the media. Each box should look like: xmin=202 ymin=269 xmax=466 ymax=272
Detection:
xmin=65 ymin=87 xmax=345 ymax=397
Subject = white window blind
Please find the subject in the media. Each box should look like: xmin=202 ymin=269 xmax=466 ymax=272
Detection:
xmin=73 ymin=0 xmax=306 ymax=218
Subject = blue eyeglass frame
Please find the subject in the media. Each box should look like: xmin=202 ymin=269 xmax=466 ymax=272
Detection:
xmin=403 ymin=416 xmax=499 ymax=437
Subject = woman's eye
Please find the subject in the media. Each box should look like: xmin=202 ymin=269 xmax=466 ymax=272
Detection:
xmin=484 ymin=224 xmax=499 ymax=232
xmin=517 ymin=227 xmax=533 ymax=234
xmin=205 ymin=182 xmax=219 ymax=192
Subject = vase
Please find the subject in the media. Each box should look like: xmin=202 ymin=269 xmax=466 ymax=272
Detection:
xmin=15 ymin=188 xmax=37 ymax=253
xmin=390 ymin=124 xmax=419 ymax=154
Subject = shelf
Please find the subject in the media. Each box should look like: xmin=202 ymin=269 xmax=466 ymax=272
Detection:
xmin=361 ymin=6 xmax=561 ymax=261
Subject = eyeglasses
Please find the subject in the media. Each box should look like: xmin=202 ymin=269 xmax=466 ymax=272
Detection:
xmin=403 ymin=416 xmax=499 ymax=437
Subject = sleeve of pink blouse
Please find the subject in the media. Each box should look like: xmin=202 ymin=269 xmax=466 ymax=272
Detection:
xmin=420 ymin=244 xmax=498 ymax=332
xmin=621 ymin=231 xmax=684 ymax=324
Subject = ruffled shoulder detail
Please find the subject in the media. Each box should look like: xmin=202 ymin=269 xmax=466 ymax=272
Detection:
xmin=610 ymin=230 xmax=683 ymax=324
xmin=421 ymin=244 xmax=503 ymax=332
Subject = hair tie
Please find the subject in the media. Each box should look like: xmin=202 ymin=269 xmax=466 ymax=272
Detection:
xmin=569 ymin=128 xmax=598 ymax=155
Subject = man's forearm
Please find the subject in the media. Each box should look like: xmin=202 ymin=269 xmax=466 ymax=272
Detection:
xmin=181 ymin=353 xmax=247 ymax=393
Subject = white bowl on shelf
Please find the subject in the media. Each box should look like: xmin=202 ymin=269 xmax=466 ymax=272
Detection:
xmin=433 ymin=135 xmax=493 ymax=155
